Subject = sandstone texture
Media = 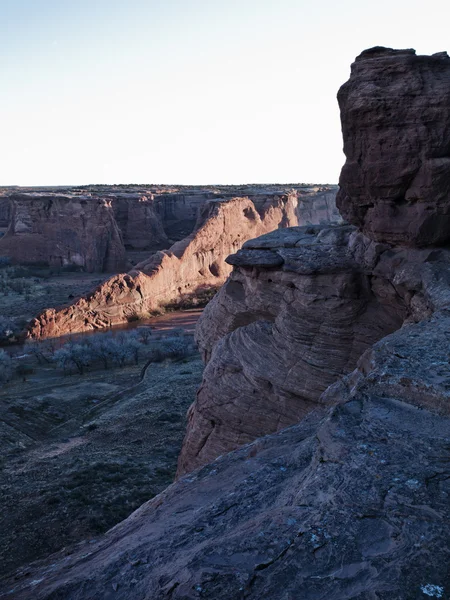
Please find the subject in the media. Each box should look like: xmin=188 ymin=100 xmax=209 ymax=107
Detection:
xmin=179 ymin=223 xmax=450 ymax=474
xmin=3 ymin=313 xmax=450 ymax=599
xmin=337 ymin=47 xmax=450 ymax=246
xmin=0 ymin=194 xmax=126 ymax=272
xmin=296 ymin=186 xmax=342 ymax=226
xmin=111 ymin=193 xmax=170 ymax=250
xmin=27 ymin=194 xmax=300 ymax=338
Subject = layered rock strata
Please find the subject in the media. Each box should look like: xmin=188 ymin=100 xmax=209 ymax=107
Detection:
xmin=337 ymin=47 xmax=450 ymax=246
xmin=0 ymin=194 xmax=126 ymax=272
xmin=5 ymin=307 xmax=450 ymax=599
xmin=178 ymin=223 xmax=450 ymax=474
xmin=110 ymin=194 xmax=170 ymax=250
xmin=28 ymin=194 xmax=299 ymax=338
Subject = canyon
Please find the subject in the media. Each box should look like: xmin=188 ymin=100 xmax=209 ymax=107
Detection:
xmin=1 ymin=47 xmax=450 ymax=600
xmin=2 ymin=185 xmax=338 ymax=339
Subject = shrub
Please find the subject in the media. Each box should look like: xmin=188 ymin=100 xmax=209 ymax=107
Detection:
xmin=54 ymin=342 xmax=91 ymax=374
xmin=0 ymin=317 xmax=20 ymax=342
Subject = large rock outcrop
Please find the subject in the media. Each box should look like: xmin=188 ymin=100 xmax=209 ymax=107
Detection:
xmin=177 ymin=47 xmax=450 ymax=474
xmin=178 ymin=223 xmax=450 ymax=474
xmin=4 ymin=309 xmax=450 ymax=599
xmin=28 ymin=194 xmax=299 ymax=338
xmin=337 ymin=47 xmax=450 ymax=246
xmin=0 ymin=194 xmax=126 ymax=272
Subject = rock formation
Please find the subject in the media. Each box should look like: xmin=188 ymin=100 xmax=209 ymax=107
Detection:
xmin=28 ymin=194 xmax=300 ymax=338
xmin=0 ymin=196 xmax=11 ymax=229
xmin=178 ymin=223 xmax=450 ymax=474
xmin=4 ymin=289 xmax=450 ymax=599
xmin=110 ymin=193 xmax=170 ymax=250
xmin=3 ymin=47 xmax=448 ymax=600
xmin=337 ymin=47 xmax=450 ymax=246
xmin=296 ymin=186 xmax=342 ymax=226
xmin=0 ymin=193 xmax=126 ymax=272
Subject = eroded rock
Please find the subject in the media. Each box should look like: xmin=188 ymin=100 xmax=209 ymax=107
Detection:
xmin=337 ymin=47 xmax=450 ymax=246
xmin=0 ymin=194 xmax=126 ymax=272
xmin=4 ymin=312 xmax=450 ymax=599
xmin=27 ymin=195 xmax=299 ymax=339
xmin=179 ymin=223 xmax=450 ymax=475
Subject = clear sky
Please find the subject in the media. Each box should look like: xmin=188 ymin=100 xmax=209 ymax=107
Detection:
xmin=1 ymin=0 xmax=449 ymax=186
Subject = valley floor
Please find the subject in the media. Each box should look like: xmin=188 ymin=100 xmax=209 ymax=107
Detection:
xmin=0 ymin=353 xmax=203 ymax=577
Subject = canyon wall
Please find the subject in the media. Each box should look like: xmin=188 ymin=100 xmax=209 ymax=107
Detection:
xmin=110 ymin=194 xmax=170 ymax=250
xmin=4 ymin=47 xmax=450 ymax=600
xmin=178 ymin=224 xmax=448 ymax=474
xmin=177 ymin=47 xmax=450 ymax=475
xmin=296 ymin=186 xmax=341 ymax=225
xmin=0 ymin=194 xmax=126 ymax=272
xmin=28 ymin=194 xmax=300 ymax=338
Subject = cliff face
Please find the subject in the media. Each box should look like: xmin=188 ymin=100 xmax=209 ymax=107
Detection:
xmin=178 ymin=224 xmax=449 ymax=474
xmin=28 ymin=194 xmax=300 ymax=338
xmin=4 ymin=46 xmax=450 ymax=600
xmin=0 ymin=194 xmax=126 ymax=272
xmin=111 ymin=194 xmax=170 ymax=250
xmin=0 ymin=196 xmax=11 ymax=228
xmin=178 ymin=46 xmax=450 ymax=474
xmin=296 ymin=186 xmax=342 ymax=226
xmin=337 ymin=47 xmax=450 ymax=246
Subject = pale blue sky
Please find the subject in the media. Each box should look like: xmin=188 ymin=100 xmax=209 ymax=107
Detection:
xmin=1 ymin=0 xmax=449 ymax=186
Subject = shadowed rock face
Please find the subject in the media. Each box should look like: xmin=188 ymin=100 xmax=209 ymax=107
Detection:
xmin=0 ymin=196 xmax=11 ymax=228
xmin=4 ymin=311 xmax=450 ymax=599
xmin=111 ymin=194 xmax=170 ymax=250
xmin=0 ymin=194 xmax=127 ymax=272
xmin=337 ymin=47 xmax=450 ymax=246
xmin=178 ymin=224 xmax=450 ymax=475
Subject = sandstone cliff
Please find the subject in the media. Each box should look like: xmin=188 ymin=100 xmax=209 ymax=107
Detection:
xmin=337 ymin=47 xmax=450 ymax=246
xmin=178 ymin=223 xmax=449 ymax=474
xmin=28 ymin=194 xmax=300 ymax=338
xmin=2 ymin=46 xmax=450 ymax=600
xmin=296 ymin=186 xmax=342 ymax=226
xmin=0 ymin=194 xmax=126 ymax=272
xmin=110 ymin=193 xmax=170 ymax=250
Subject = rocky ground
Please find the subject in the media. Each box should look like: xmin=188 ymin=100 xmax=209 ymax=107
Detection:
xmin=0 ymin=349 xmax=203 ymax=577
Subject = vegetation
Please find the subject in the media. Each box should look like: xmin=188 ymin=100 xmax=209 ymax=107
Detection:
xmin=0 ymin=327 xmax=197 ymax=381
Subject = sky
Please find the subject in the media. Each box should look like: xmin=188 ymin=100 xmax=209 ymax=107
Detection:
xmin=1 ymin=0 xmax=449 ymax=186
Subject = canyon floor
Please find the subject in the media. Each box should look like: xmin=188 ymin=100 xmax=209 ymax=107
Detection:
xmin=0 ymin=338 xmax=203 ymax=577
